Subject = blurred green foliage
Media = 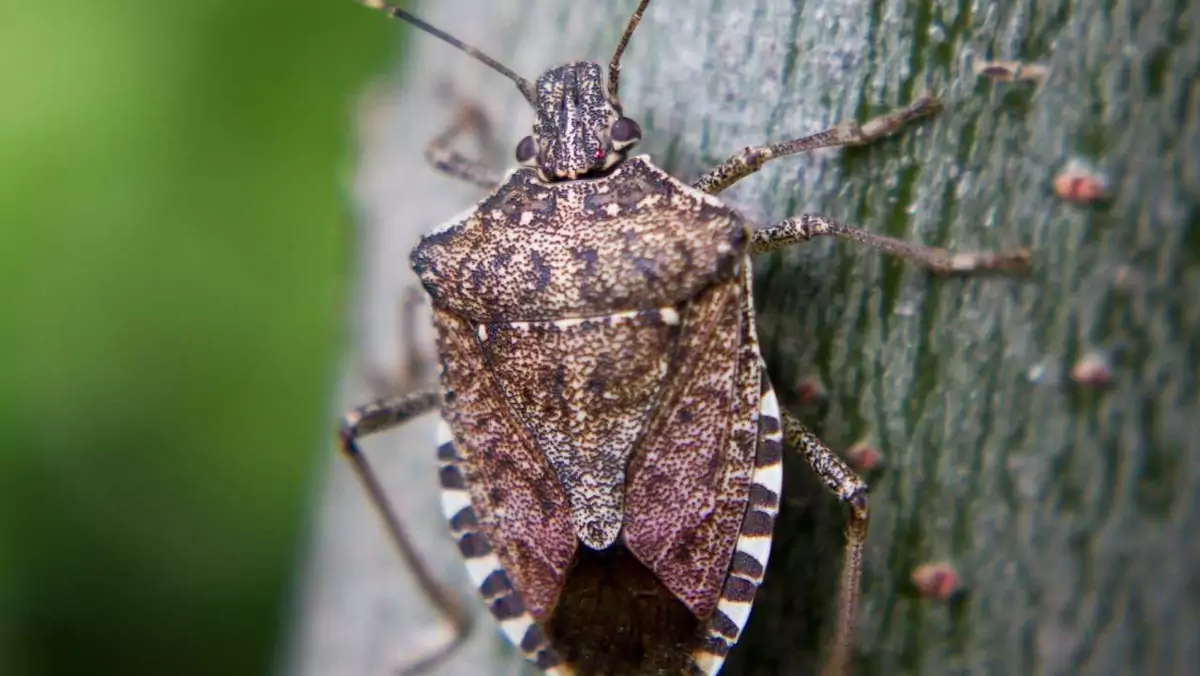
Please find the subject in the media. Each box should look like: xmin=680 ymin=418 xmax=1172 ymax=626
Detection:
xmin=0 ymin=2 xmax=394 ymax=674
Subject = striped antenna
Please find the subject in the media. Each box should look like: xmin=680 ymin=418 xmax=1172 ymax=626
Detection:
xmin=607 ymin=0 xmax=652 ymax=102
xmin=359 ymin=0 xmax=537 ymax=104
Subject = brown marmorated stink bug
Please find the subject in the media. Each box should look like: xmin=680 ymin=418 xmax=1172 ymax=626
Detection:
xmin=339 ymin=1 xmax=1031 ymax=674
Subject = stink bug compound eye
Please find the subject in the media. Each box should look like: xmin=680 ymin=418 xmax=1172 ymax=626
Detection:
xmin=339 ymin=1 xmax=1032 ymax=674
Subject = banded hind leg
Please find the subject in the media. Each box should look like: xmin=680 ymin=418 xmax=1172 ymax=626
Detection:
xmin=780 ymin=411 xmax=868 ymax=676
xmin=699 ymin=96 xmax=1030 ymax=273
xmin=338 ymin=389 xmax=474 ymax=674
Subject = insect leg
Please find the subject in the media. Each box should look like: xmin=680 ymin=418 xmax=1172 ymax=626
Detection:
xmin=425 ymin=98 xmax=501 ymax=189
xmin=398 ymin=286 xmax=433 ymax=388
xmin=693 ymin=96 xmax=940 ymax=195
xmin=780 ymin=410 xmax=868 ymax=676
xmin=338 ymin=390 xmax=474 ymax=674
xmin=362 ymin=286 xmax=435 ymax=398
xmin=750 ymin=213 xmax=1030 ymax=274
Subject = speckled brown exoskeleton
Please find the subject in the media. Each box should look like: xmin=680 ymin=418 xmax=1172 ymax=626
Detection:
xmin=339 ymin=2 xmax=1031 ymax=675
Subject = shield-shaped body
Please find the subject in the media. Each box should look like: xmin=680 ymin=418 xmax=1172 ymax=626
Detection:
xmin=411 ymin=156 xmax=785 ymax=675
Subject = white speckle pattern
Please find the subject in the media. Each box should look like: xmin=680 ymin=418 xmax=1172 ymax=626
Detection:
xmin=720 ymin=597 xmax=754 ymax=636
xmin=435 ymin=420 xmax=454 ymax=446
xmin=463 ymin=554 xmax=503 ymax=590
xmin=439 ymin=489 xmax=472 ymax=523
xmin=693 ymin=383 xmax=785 ymax=675
xmin=760 ymin=388 xmax=778 ymax=415
xmin=751 ymin=462 xmax=783 ymax=500
xmin=734 ymin=534 xmax=772 ymax=579
xmin=499 ymin=617 xmax=533 ymax=647
xmin=434 ymin=427 xmax=559 ymax=671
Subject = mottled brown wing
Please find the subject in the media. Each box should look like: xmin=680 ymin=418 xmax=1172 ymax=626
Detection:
xmin=623 ymin=266 xmax=762 ymax=619
xmin=477 ymin=309 xmax=680 ymax=550
xmin=433 ymin=308 xmax=577 ymax=620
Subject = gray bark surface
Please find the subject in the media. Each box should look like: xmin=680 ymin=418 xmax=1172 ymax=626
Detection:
xmin=287 ymin=1 xmax=1199 ymax=674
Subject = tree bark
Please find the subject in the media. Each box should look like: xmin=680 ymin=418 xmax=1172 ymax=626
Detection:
xmin=287 ymin=1 xmax=1199 ymax=674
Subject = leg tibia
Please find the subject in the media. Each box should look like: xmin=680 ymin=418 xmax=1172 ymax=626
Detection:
xmin=338 ymin=390 xmax=473 ymax=673
xmin=694 ymin=96 xmax=941 ymax=195
xmin=752 ymin=214 xmax=1030 ymax=274
xmin=781 ymin=411 xmax=868 ymax=676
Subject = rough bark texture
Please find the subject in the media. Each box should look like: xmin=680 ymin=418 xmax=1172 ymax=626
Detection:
xmin=287 ymin=1 xmax=1198 ymax=675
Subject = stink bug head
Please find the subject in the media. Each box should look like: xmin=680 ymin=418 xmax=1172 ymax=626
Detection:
xmin=517 ymin=61 xmax=642 ymax=181
xmin=362 ymin=0 xmax=649 ymax=182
